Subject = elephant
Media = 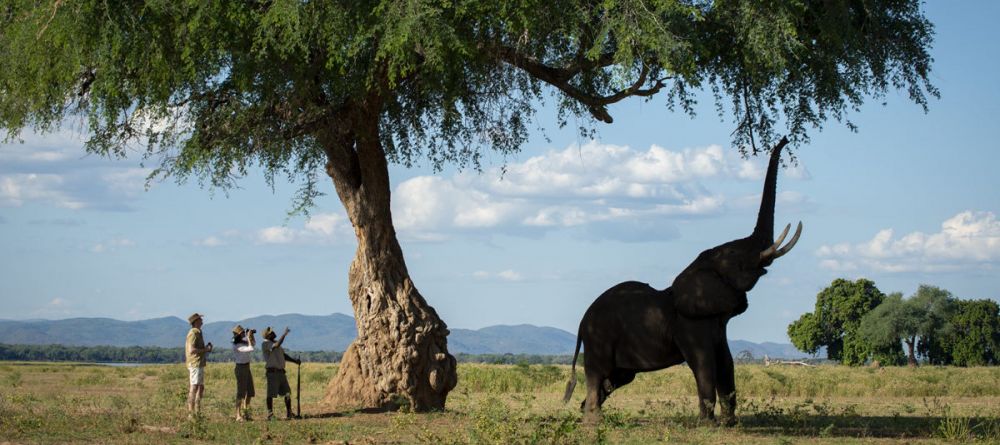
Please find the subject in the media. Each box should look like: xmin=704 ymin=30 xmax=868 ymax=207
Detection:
xmin=563 ymin=137 xmax=801 ymax=425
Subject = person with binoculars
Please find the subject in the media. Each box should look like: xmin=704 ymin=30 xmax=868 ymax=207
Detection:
xmin=232 ymin=325 xmax=256 ymax=421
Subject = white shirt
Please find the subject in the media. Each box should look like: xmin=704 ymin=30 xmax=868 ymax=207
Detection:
xmin=233 ymin=341 xmax=254 ymax=364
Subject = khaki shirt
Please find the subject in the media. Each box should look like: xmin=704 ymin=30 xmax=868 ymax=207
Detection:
xmin=262 ymin=339 xmax=286 ymax=370
xmin=185 ymin=327 xmax=206 ymax=367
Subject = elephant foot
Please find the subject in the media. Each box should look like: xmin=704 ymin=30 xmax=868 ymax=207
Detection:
xmin=695 ymin=416 xmax=717 ymax=428
xmin=583 ymin=410 xmax=601 ymax=426
xmin=719 ymin=393 xmax=737 ymax=427
xmin=718 ymin=414 xmax=737 ymax=427
xmin=697 ymin=398 xmax=717 ymax=426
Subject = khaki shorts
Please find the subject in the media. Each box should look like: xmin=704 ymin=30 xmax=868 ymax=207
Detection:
xmin=188 ymin=366 xmax=205 ymax=386
xmin=266 ymin=369 xmax=292 ymax=398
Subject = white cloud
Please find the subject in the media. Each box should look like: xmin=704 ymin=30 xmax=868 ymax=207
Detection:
xmin=392 ymin=141 xmax=795 ymax=241
xmin=0 ymin=173 xmax=85 ymax=209
xmin=304 ymin=213 xmax=351 ymax=236
xmin=816 ymin=211 xmax=1000 ymax=273
xmin=473 ymin=269 xmax=524 ymax=281
xmin=101 ymin=168 xmax=151 ymax=197
xmin=247 ymin=212 xmax=355 ymax=246
xmin=1 ymin=130 xmax=153 ymax=211
xmin=91 ymin=237 xmax=136 ymax=253
xmin=256 ymin=226 xmax=297 ymax=244
xmin=497 ymin=270 xmax=523 ymax=281
xmin=0 ymin=128 xmax=83 ymax=163
xmin=484 ymin=142 xmax=756 ymax=199
xmin=195 ymin=236 xmax=225 ymax=248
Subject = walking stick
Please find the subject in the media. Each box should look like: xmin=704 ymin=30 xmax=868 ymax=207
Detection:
xmin=296 ymin=356 xmax=301 ymax=418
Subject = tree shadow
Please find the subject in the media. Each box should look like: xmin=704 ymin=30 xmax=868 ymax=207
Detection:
xmin=301 ymin=405 xmax=424 ymax=418
xmin=299 ymin=412 xmax=345 ymax=420
xmin=738 ymin=414 xmax=994 ymax=439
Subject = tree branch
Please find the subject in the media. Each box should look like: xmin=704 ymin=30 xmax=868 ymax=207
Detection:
xmin=486 ymin=44 xmax=668 ymax=123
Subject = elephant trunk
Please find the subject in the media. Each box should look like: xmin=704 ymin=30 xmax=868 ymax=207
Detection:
xmin=751 ymin=137 xmax=789 ymax=245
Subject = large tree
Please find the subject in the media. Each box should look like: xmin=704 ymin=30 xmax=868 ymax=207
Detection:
xmin=788 ymin=278 xmax=888 ymax=365
xmin=1 ymin=1 xmax=936 ymax=410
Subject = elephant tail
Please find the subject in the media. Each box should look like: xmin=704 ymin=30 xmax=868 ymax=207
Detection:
xmin=562 ymin=330 xmax=583 ymax=403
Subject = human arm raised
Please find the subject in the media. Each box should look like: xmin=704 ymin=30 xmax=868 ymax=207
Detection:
xmin=274 ymin=327 xmax=290 ymax=349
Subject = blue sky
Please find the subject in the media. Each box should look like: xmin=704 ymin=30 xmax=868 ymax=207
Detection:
xmin=2 ymin=3 xmax=998 ymax=344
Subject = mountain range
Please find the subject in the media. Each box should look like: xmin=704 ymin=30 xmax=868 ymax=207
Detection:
xmin=0 ymin=313 xmax=811 ymax=358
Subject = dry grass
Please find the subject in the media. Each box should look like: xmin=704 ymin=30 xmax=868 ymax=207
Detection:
xmin=1 ymin=361 xmax=999 ymax=443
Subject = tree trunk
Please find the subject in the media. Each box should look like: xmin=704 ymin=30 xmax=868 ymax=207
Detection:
xmin=317 ymin=101 xmax=457 ymax=412
xmin=906 ymin=338 xmax=917 ymax=367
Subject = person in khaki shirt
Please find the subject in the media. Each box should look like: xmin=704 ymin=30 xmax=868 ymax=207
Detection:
xmin=185 ymin=313 xmax=213 ymax=417
xmin=261 ymin=326 xmax=301 ymax=420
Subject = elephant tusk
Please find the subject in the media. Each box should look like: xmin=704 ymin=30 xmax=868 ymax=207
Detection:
xmin=759 ymin=223 xmax=791 ymax=261
xmin=772 ymin=221 xmax=802 ymax=259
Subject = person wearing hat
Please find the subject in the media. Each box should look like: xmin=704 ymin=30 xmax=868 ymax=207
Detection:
xmin=261 ymin=326 xmax=301 ymax=420
xmin=185 ymin=313 xmax=213 ymax=417
xmin=231 ymin=324 xmax=256 ymax=421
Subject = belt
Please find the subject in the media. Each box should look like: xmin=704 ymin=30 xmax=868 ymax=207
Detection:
xmin=235 ymin=363 xmax=250 ymax=366
xmin=266 ymin=368 xmax=285 ymax=373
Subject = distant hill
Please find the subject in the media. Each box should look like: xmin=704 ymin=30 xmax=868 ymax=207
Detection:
xmin=200 ymin=313 xmax=358 ymax=352
xmin=728 ymin=340 xmax=813 ymax=360
xmin=0 ymin=314 xmax=812 ymax=358
xmin=449 ymin=324 xmax=577 ymax=355
xmin=2 ymin=316 xmax=189 ymax=348
xmin=0 ymin=314 xmax=358 ymax=352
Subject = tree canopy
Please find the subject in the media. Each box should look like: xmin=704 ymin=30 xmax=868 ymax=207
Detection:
xmin=1 ymin=0 xmax=938 ymax=204
xmin=947 ymin=299 xmax=1000 ymax=366
xmin=793 ymin=281 xmax=1000 ymax=367
xmin=788 ymin=278 xmax=887 ymax=365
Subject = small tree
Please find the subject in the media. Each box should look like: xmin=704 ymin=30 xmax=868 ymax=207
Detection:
xmin=788 ymin=278 xmax=887 ymax=365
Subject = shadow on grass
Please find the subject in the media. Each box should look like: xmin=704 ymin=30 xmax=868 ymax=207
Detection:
xmin=534 ymin=412 xmax=996 ymax=441
xmin=300 ymin=412 xmax=345 ymax=419
xmin=738 ymin=414 xmax=993 ymax=439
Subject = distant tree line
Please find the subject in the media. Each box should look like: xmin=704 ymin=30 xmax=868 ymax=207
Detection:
xmin=788 ymin=279 xmax=1000 ymax=366
xmin=0 ymin=344 xmax=341 ymax=364
xmin=0 ymin=344 xmax=584 ymax=365
xmin=453 ymin=353 xmax=576 ymax=365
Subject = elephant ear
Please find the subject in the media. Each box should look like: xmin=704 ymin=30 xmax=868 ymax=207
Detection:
xmin=671 ymin=268 xmax=749 ymax=318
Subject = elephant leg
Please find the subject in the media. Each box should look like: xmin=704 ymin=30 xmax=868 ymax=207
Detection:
xmin=598 ymin=369 xmax=635 ymax=408
xmin=686 ymin=348 xmax=718 ymax=422
xmin=716 ymin=343 xmax=737 ymax=426
xmin=609 ymin=369 xmax=636 ymax=391
xmin=583 ymin=369 xmax=603 ymax=424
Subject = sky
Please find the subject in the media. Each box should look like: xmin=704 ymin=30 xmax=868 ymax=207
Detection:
xmin=2 ymin=3 xmax=998 ymax=344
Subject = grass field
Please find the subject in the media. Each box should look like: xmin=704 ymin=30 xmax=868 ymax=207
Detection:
xmin=1 ymin=362 xmax=999 ymax=444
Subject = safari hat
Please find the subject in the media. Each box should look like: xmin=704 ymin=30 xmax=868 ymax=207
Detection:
xmin=232 ymin=324 xmax=245 ymax=336
xmin=263 ymin=327 xmax=275 ymax=339
xmin=187 ymin=313 xmax=203 ymax=324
